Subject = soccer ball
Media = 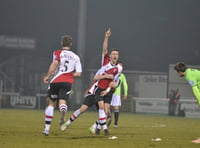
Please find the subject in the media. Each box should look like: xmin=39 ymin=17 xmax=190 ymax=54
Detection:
xmin=88 ymin=123 xmax=96 ymax=135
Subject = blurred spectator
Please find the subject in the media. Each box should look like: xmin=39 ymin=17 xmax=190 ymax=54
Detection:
xmin=168 ymin=89 xmax=180 ymax=116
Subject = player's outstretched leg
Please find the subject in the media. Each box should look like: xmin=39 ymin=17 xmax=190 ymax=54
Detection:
xmin=61 ymin=109 xmax=81 ymax=131
xmin=88 ymin=121 xmax=98 ymax=134
xmin=61 ymin=120 xmax=71 ymax=131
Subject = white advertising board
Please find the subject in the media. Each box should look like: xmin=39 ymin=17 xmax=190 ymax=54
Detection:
xmin=180 ymin=99 xmax=200 ymax=118
xmin=135 ymin=97 xmax=168 ymax=114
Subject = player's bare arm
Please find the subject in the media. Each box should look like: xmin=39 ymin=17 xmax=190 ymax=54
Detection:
xmin=73 ymin=72 xmax=82 ymax=77
xmin=100 ymin=81 xmax=116 ymax=96
xmin=43 ymin=60 xmax=59 ymax=83
xmin=93 ymin=73 xmax=114 ymax=81
xmin=102 ymin=28 xmax=111 ymax=56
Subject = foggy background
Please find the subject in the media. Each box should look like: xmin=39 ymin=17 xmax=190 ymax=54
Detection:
xmin=0 ymin=0 xmax=200 ymax=98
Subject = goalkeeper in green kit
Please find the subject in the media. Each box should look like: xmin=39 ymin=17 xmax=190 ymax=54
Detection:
xmin=174 ymin=62 xmax=200 ymax=106
xmin=107 ymin=73 xmax=128 ymax=128
xmin=174 ymin=62 xmax=200 ymax=143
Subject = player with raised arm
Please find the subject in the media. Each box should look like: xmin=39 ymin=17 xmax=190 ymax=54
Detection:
xmin=91 ymin=49 xmax=122 ymax=135
xmin=60 ymin=29 xmax=113 ymax=131
xmin=42 ymin=35 xmax=82 ymax=136
xmin=91 ymin=27 xmax=122 ymax=135
xmin=88 ymin=28 xmax=119 ymax=132
xmin=61 ymin=28 xmax=122 ymax=136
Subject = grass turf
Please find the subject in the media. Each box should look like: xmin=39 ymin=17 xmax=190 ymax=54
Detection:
xmin=0 ymin=109 xmax=200 ymax=148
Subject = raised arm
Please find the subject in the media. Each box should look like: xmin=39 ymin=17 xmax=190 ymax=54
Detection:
xmin=102 ymin=28 xmax=111 ymax=56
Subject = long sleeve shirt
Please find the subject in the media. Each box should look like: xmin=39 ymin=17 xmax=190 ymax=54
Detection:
xmin=113 ymin=73 xmax=128 ymax=96
xmin=185 ymin=68 xmax=200 ymax=105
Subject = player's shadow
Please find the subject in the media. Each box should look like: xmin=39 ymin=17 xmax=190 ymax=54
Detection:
xmin=48 ymin=135 xmax=105 ymax=139
xmin=71 ymin=135 xmax=105 ymax=139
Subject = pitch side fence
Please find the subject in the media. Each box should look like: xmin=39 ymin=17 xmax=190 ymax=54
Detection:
xmin=0 ymin=92 xmax=47 ymax=110
xmin=1 ymin=67 xmax=200 ymax=118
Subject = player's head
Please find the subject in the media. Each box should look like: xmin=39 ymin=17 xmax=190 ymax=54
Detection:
xmin=174 ymin=62 xmax=187 ymax=77
xmin=61 ymin=35 xmax=72 ymax=48
xmin=109 ymin=48 xmax=119 ymax=65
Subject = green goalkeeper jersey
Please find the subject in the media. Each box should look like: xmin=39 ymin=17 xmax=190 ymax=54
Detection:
xmin=113 ymin=73 xmax=128 ymax=96
xmin=185 ymin=68 xmax=200 ymax=105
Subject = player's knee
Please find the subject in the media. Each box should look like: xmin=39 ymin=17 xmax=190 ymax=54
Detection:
xmin=59 ymin=104 xmax=68 ymax=112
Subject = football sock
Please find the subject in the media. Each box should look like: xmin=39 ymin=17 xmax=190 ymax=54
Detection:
xmin=96 ymin=120 xmax=101 ymax=129
xmin=68 ymin=109 xmax=81 ymax=123
xmin=59 ymin=104 xmax=68 ymax=113
xmin=98 ymin=109 xmax=107 ymax=130
xmin=59 ymin=104 xmax=68 ymax=122
xmin=114 ymin=110 xmax=119 ymax=125
xmin=44 ymin=106 xmax=54 ymax=131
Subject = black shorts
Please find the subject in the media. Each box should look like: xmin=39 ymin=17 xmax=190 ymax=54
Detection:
xmin=94 ymin=88 xmax=113 ymax=104
xmin=83 ymin=94 xmax=95 ymax=107
xmin=48 ymin=82 xmax=72 ymax=101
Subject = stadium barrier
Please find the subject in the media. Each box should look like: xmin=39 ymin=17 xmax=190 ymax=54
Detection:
xmin=179 ymin=99 xmax=200 ymax=118
xmin=134 ymin=97 xmax=168 ymax=115
xmin=1 ymin=92 xmax=200 ymax=118
xmin=134 ymin=97 xmax=200 ymax=118
xmin=0 ymin=92 xmax=47 ymax=110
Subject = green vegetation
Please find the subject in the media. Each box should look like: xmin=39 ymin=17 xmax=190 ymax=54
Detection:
xmin=0 ymin=109 xmax=200 ymax=148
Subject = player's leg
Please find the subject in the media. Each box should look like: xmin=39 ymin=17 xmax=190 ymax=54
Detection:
xmin=94 ymin=92 xmax=112 ymax=135
xmin=111 ymin=94 xmax=121 ymax=127
xmin=97 ymin=100 xmax=109 ymax=135
xmin=95 ymin=89 xmax=109 ymax=135
xmin=107 ymin=94 xmax=116 ymax=127
xmin=104 ymin=92 xmax=117 ymax=127
xmin=61 ymin=94 xmax=94 ymax=131
xmin=58 ymin=83 xmax=72 ymax=126
xmin=88 ymin=103 xmax=99 ymax=134
xmin=43 ymin=98 xmax=56 ymax=136
xmin=61 ymin=104 xmax=88 ymax=131
xmin=105 ymin=103 xmax=112 ymax=127
xmin=113 ymin=106 xmax=120 ymax=128
xmin=89 ymin=91 xmax=109 ymax=135
xmin=58 ymin=99 xmax=67 ymax=125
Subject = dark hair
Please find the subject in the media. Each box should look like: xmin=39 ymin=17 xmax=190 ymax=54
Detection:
xmin=110 ymin=48 xmax=119 ymax=53
xmin=174 ymin=62 xmax=187 ymax=72
xmin=61 ymin=35 xmax=72 ymax=47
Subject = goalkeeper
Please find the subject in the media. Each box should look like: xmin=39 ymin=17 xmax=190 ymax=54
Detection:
xmin=108 ymin=73 xmax=128 ymax=128
xmin=174 ymin=62 xmax=200 ymax=106
xmin=174 ymin=62 xmax=200 ymax=144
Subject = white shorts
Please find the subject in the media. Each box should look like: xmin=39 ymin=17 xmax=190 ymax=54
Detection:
xmin=110 ymin=94 xmax=121 ymax=106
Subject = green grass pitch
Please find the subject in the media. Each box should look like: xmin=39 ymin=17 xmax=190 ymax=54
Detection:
xmin=0 ymin=109 xmax=200 ymax=148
